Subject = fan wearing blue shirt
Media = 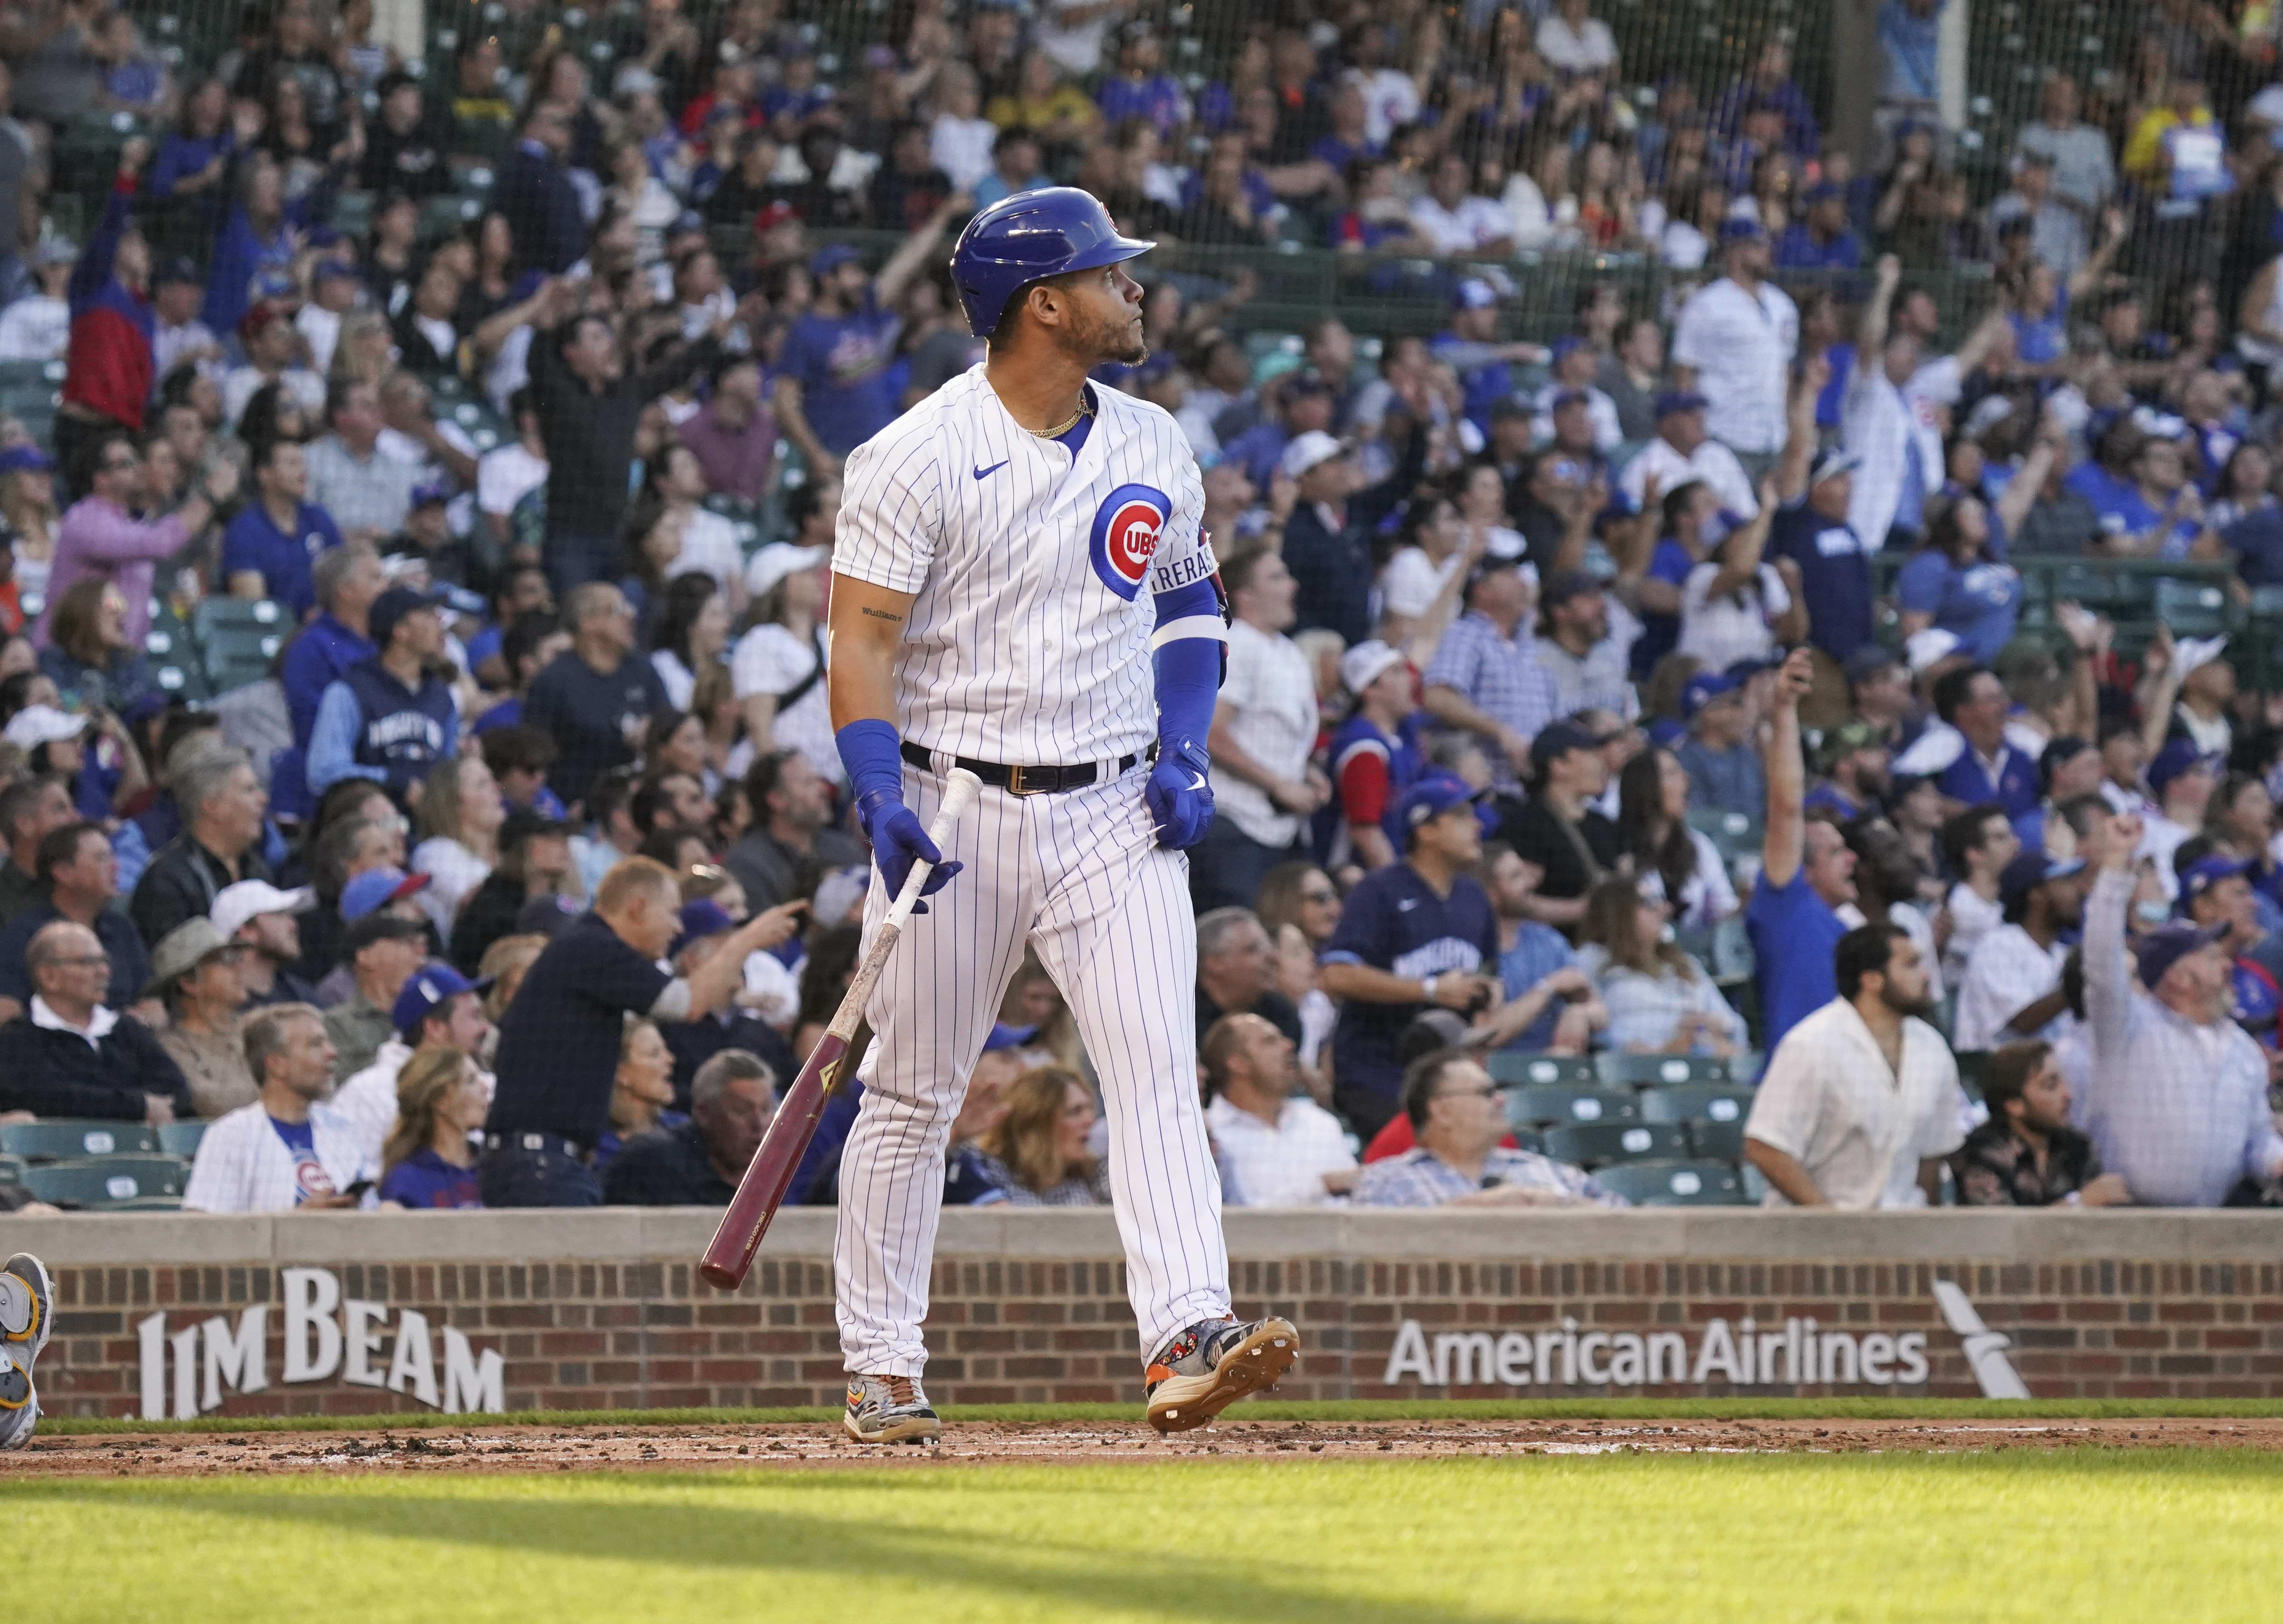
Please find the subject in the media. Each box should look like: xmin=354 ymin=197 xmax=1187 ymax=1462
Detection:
xmin=1773 ymin=183 xmax=1863 ymax=270
xmin=1317 ymin=774 xmax=1503 ymax=1140
xmin=1745 ymin=647 xmax=1858 ymax=1070
xmin=222 ymin=438 xmax=344 ymax=616
xmin=774 ymin=217 xmax=959 ymax=470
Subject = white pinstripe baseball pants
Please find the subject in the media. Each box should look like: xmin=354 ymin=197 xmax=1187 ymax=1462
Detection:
xmin=834 ymin=759 xmax=1231 ymax=1377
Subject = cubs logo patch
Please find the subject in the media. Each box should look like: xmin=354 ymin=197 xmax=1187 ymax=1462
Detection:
xmin=1088 ymin=482 xmax=1171 ymax=600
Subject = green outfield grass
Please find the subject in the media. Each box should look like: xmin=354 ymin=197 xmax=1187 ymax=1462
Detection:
xmin=31 ymin=1394 xmax=2283 ymax=1434
xmin=7 ymin=1451 xmax=2280 ymax=1622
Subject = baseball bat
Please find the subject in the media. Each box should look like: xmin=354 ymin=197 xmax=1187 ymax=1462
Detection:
xmin=699 ymin=767 xmax=983 ymax=1290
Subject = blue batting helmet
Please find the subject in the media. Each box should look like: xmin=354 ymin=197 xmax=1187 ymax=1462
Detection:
xmin=949 ymin=186 xmax=1155 ymax=342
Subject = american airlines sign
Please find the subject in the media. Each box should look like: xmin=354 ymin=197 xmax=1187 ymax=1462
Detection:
xmin=136 ymin=1267 xmax=505 ymax=1420
xmin=1384 ymin=1282 xmax=2028 ymax=1396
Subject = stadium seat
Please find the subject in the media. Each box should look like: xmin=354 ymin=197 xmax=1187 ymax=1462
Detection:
xmin=1487 ymin=1052 xmax=1596 ymax=1087
xmin=0 ymin=1121 xmax=161 ymax=1161
xmin=202 ymin=625 xmax=283 ymax=691
xmin=1597 ymin=1053 xmax=1739 ymax=1087
xmin=1686 ymin=807 xmax=1761 ymax=858
xmin=20 ymin=1156 xmax=188 ymax=1207
xmin=2153 ymin=576 xmax=2234 ymax=640
xmin=156 ymin=1121 xmax=207 ymax=1158
xmin=1507 ymin=1085 xmax=1641 ymax=1129
xmin=1589 ymin=1159 xmax=1751 ymax=1206
xmin=192 ymin=597 xmax=286 ymax=640
xmin=0 ymin=1153 xmax=22 ymax=1184
xmin=1687 ymin=1118 xmax=1747 ymax=1159
xmin=1543 ymin=1121 xmax=1691 ymax=1167
xmin=1636 ymin=1083 xmax=1756 ymax=1125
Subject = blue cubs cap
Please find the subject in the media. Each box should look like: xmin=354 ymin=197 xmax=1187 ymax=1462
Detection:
xmin=1549 ymin=334 xmax=1586 ymax=362
xmin=668 ymin=898 xmax=737 ymax=959
xmin=1681 ymin=670 xmax=1743 ymax=718
xmin=1998 ymin=848 xmax=2084 ymax=904
xmin=1718 ymin=216 xmax=1767 ymax=245
xmin=983 ymin=1021 xmax=1039 ymax=1052
xmin=1388 ymin=772 xmax=1489 ymax=847
xmin=1529 ymin=718 xmax=1605 ymax=774
xmin=2136 ymin=919 xmax=2229 ymax=989
xmin=1549 ymin=387 xmax=1591 ymax=411
xmin=410 ymin=477 xmax=452 ymax=509
xmin=1452 ymin=276 xmax=1499 ymax=309
xmin=2147 ymin=736 xmax=2222 ymax=798
xmin=391 ymin=961 xmax=493 ymax=1037
xmin=2176 ymin=853 xmax=2251 ymax=913
xmin=1654 ymin=389 xmax=1710 ymax=418
xmin=369 ymin=583 xmax=445 ymax=646
xmin=808 ymin=242 xmax=865 ymax=279
xmin=153 ymin=255 xmax=201 ymax=287
xmin=341 ymin=866 xmax=431 ymax=922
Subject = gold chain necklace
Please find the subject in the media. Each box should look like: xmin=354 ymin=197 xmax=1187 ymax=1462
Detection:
xmin=1027 ymin=396 xmax=1094 ymax=439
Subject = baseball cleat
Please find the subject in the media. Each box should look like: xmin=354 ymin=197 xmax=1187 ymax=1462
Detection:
xmin=843 ymin=1373 xmax=942 ymax=1444
xmin=0 ymin=1253 xmax=53 ymax=1452
xmin=1145 ymin=1316 xmax=1299 ymax=1433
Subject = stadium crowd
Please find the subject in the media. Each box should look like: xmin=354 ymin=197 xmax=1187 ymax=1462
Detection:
xmin=3 ymin=0 xmax=2283 ymax=1216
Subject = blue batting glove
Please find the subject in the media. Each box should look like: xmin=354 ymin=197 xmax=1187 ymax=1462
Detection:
xmin=855 ymin=790 xmax=963 ymax=914
xmin=1145 ymin=738 xmax=1215 ymax=850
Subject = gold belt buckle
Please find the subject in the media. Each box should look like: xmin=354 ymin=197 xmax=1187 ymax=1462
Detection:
xmin=1005 ymin=765 xmax=1037 ymax=797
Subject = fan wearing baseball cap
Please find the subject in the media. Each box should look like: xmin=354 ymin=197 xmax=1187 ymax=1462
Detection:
xmin=1325 ymin=641 xmax=1423 ymax=870
xmin=1318 ymin=773 xmax=1503 ymax=1140
xmin=307 ymin=584 xmax=459 ymax=803
xmin=2078 ymin=808 xmax=2283 ymax=1206
xmin=1764 ymin=352 xmax=1875 ymax=721
xmin=330 ymin=960 xmax=496 ymax=1168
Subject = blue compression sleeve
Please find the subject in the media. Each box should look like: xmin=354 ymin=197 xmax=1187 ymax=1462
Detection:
xmin=835 ymin=718 xmax=906 ymax=806
xmin=1151 ymin=579 xmax=1226 ymax=747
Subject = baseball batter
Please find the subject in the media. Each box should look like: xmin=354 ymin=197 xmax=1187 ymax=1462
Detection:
xmin=827 ymin=189 xmax=1298 ymax=1444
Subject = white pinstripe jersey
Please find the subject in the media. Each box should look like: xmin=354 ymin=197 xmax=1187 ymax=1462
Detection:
xmin=832 ymin=365 xmax=1216 ymax=764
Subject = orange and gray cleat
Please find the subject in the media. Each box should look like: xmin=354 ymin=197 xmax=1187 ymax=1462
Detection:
xmin=1144 ymin=1316 xmax=1299 ymax=1433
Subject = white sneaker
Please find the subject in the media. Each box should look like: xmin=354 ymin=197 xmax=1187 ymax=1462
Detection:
xmin=0 ymin=1253 xmax=52 ymax=1451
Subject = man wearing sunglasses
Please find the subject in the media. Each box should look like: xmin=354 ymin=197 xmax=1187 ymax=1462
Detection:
xmin=0 ymin=920 xmax=187 ymax=1121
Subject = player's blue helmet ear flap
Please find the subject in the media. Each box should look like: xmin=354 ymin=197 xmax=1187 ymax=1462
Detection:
xmin=950 ymin=186 xmax=1156 ymax=342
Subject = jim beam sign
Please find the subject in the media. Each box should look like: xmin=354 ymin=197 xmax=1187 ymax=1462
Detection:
xmin=136 ymin=1267 xmax=504 ymax=1420
xmin=1383 ymin=1282 xmax=2030 ymax=1396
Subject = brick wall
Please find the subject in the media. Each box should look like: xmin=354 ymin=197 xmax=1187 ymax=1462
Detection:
xmin=16 ymin=1209 xmax=2283 ymax=1418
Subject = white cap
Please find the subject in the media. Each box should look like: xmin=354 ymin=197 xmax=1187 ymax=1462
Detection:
xmin=744 ymin=542 xmax=829 ymax=601
xmin=2249 ymin=83 xmax=2283 ymax=126
xmin=1905 ymin=627 xmax=1962 ymax=674
xmin=2176 ymin=635 xmax=2229 ymax=680
xmin=1280 ymin=430 xmax=1347 ymax=481
xmin=1339 ymin=638 xmax=1407 ymax=695
xmin=209 ymin=879 xmax=315 ymax=941
xmin=2 ymin=705 xmax=88 ymax=751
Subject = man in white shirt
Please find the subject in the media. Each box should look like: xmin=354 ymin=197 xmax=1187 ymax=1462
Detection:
xmin=331 ymin=962 xmax=496 ymax=1165
xmin=1194 ymin=547 xmax=1330 ymax=911
xmin=1745 ymin=920 xmax=1965 ymax=1207
xmin=304 ymin=380 xmax=419 ymax=543
xmin=475 ymin=387 xmax=548 ymax=547
xmin=1203 ymin=1011 xmax=1357 ymax=1206
xmin=1408 ymin=151 xmax=1514 ymax=256
xmin=1618 ymin=390 xmax=1758 ymax=520
xmin=0 ymin=239 xmax=72 ymax=362
xmin=2140 ymin=738 xmax=2221 ymax=900
xmin=182 ymin=1003 xmax=378 ymax=1212
xmin=1535 ymin=0 xmax=1618 ymax=77
xmin=1841 ymin=253 xmax=2009 ymax=548
xmin=1669 ymin=219 xmax=1798 ymax=462
xmin=1954 ymin=850 xmax=2083 ymax=1051
xmin=1939 ymin=803 xmax=2019 ymax=988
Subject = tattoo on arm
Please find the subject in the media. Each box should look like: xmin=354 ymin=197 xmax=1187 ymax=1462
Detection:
xmin=860 ymin=607 xmax=903 ymax=622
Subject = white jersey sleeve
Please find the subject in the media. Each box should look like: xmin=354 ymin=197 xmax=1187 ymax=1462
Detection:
xmin=834 ymin=412 xmax=946 ymax=596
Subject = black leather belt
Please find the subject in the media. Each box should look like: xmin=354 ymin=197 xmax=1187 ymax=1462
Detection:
xmin=483 ymin=1130 xmax=591 ymax=1162
xmin=900 ymin=740 xmax=1145 ymax=797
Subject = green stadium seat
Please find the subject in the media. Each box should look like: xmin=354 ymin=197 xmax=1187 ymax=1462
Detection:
xmin=1596 ymin=1053 xmax=1739 ymax=1088
xmin=1544 ymin=1121 xmax=1691 ymax=1166
xmin=1507 ymin=1085 xmax=1641 ymax=1129
xmin=21 ymin=1157 xmax=188 ymax=1207
xmin=1589 ymin=1159 xmax=1751 ymax=1206
xmin=202 ymin=624 xmax=283 ymax=690
xmin=157 ymin=1120 xmax=207 ymax=1158
xmin=1687 ymin=1118 xmax=1747 ymax=1159
xmin=1686 ymin=807 xmax=1761 ymax=857
xmin=0 ymin=1154 xmax=22 ymax=1184
xmin=1954 ymin=1049 xmax=1989 ymax=1104
xmin=1486 ymin=1051 xmax=1596 ymax=1087
xmin=2153 ymin=576 xmax=2233 ymax=639
xmin=1636 ymin=1083 xmax=1755 ymax=1125
xmin=0 ymin=1121 xmax=160 ymax=1161
xmin=192 ymin=596 xmax=286 ymax=640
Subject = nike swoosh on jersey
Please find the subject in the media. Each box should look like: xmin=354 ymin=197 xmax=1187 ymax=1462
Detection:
xmin=973 ymin=461 xmax=1010 ymax=480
